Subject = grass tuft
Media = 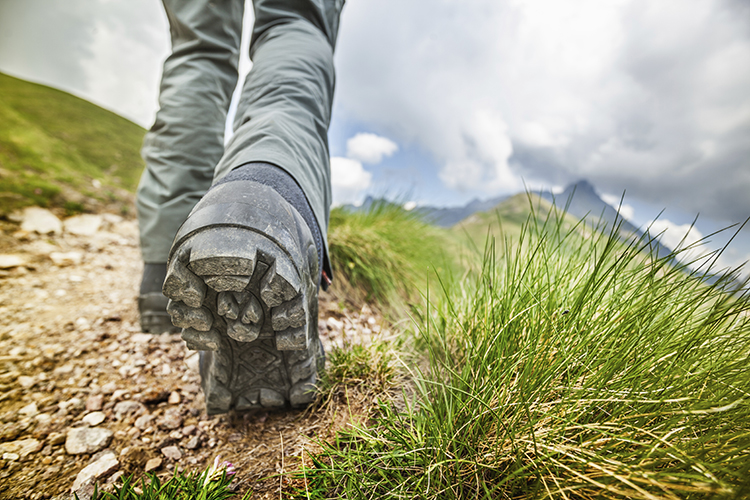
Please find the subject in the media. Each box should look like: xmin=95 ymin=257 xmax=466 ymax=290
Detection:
xmin=327 ymin=200 xmax=450 ymax=311
xmin=294 ymin=201 xmax=750 ymax=499
xmin=82 ymin=457 xmax=250 ymax=500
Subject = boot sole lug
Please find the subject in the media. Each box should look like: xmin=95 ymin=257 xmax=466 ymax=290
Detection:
xmin=163 ymin=225 xmax=321 ymax=414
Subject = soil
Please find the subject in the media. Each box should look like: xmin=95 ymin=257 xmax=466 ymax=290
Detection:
xmin=0 ymin=214 xmax=388 ymax=499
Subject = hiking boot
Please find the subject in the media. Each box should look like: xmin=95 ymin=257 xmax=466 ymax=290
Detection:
xmin=139 ymin=263 xmax=180 ymax=334
xmin=162 ymin=180 xmax=324 ymax=414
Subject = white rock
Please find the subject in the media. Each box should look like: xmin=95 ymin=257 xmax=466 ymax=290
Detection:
xmin=0 ymin=254 xmax=28 ymax=269
xmin=18 ymin=402 xmax=38 ymax=417
xmin=71 ymin=451 xmax=119 ymax=491
xmin=184 ymin=352 xmax=200 ymax=374
xmin=2 ymin=452 xmax=19 ymax=461
xmin=160 ymin=445 xmax=182 ymax=460
xmin=0 ymin=438 xmax=42 ymax=458
xmin=20 ymin=207 xmax=62 ymax=234
xmin=130 ymin=333 xmax=153 ymax=343
xmin=50 ymin=251 xmax=84 ymax=267
xmin=17 ymin=375 xmax=36 ymax=389
xmin=82 ymin=411 xmax=106 ymax=426
xmin=64 ymin=214 xmax=103 ymax=236
xmin=65 ymin=427 xmax=114 ymax=455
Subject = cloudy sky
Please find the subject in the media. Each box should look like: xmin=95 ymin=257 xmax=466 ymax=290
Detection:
xmin=1 ymin=0 xmax=748 ymax=272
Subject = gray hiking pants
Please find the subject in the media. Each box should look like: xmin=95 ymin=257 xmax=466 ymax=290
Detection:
xmin=136 ymin=0 xmax=343 ymax=266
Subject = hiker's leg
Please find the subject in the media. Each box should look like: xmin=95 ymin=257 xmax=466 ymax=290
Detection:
xmin=161 ymin=0 xmax=344 ymax=413
xmin=137 ymin=0 xmax=244 ymax=265
xmin=212 ymin=0 xmax=345 ymax=279
xmin=136 ymin=0 xmax=243 ymax=332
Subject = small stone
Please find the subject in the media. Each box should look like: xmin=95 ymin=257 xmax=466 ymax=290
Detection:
xmin=113 ymin=401 xmax=146 ymax=420
xmin=18 ymin=375 xmax=36 ymax=389
xmin=2 ymin=452 xmax=20 ymax=461
xmin=144 ymin=457 xmax=162 ymax=472
xmin=20 ymin=207 xmax=62 ymax=235
xmin=184 ymin=352 xmax=200 ymax=374
xmin=71 ymin=451 xmax=119 ymax=491
xmin=82 ymin=412 xmax=106 ymax=427
xmin=160 ymin=446 xmax=181 ymax=460
xmin=111 ymin=389 xmax=128 ymax=401
xmin=185 ymin=436 xmax=200 ymax=450
xmin=139 ymin=388 xmax=169 ymax=404
xmin=158 ymin=408 xmax=182 ymax=430
xmin=86 ymin=395 xmax=104 ymax=412
xmin=48 ymin=432 xmax=66 ymax=446
xmin=50 ymin=251 xmax=84 ymax=267
xmin=133 ymin=414 xmax=152 ymax=430
xmin=63 ymin=214 xmax=103 ymax=236
xmin=0 ymin=254 xmax=28 ymax=269
xmin=130 ymin=333 xmax=153 ymax=343
xmin=19 ymin=402 xmax=39 ymax=417
xmin=100 ymin=382 xmax=118 ymax=395
xmin=41 ymin=456 xmax=53 ymax=465
xmin=181 ymin=425 xmax=196 ymax=436
xmin=0 ymin=438 xmax=42 ymax=459
xmin=168 ymin=392 xmax=181 ymax=405
xmin=66 ymin=427 xmax=114 ymax=455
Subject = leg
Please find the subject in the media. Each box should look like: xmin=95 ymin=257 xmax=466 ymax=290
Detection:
xmin=136 ymin=0 xmax=244 ymax=332
xmin=162 ymin=0 xmax=345 ymax=413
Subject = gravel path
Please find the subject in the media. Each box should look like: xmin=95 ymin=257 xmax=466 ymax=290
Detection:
xmin=0 ymin=210 xmax=384 ymax=499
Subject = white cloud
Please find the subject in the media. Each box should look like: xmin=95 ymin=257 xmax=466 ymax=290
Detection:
xmin=346 ymin=133 xmax=398 ymax=164
xmin=438 ymin=110 xmax=519 ymax=193
xmin=334 ymin=0 xmax=750 ymax=221
xmin=330 ymin=157 xmax=372 ymax=206
xmin=601 ymin=194 xmax=635 ymax=221
xmin=648 ymin=219 xmax=713 ymax=269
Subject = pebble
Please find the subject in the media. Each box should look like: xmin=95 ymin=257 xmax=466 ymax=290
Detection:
xmin=18 ymin=402 xmax=38 ymax=417
xmin=82 ymin=412 xmax=106 ymax=426
xmin=133 ymin=414 xmax=152 ymax=430
xmin=0 ymin=255 xmax=28 ymax=269
xmin=100 ymin=382 xmax=118 ymax=394
xmin=20 ymin=207 xmax=62 ymax=235
xmin=144 ymin=457 xmax=162 ymax=472
xmin=185 ymin=436 xmax=200 ymax=450
xmin=113 ymin=401 xmax=145 ymax=420
xmin=86 ymin=395 xmax=104 ymax=412
xmin=71 ymin=451 xmax=119 ymax=492
xmin=47 ymin=432 xmax=66 ymax=446
xmin=160 ymin=445 xmax=182 ymax=460
xmin=168 ymin=391 xmax=181 ymax=405
xmin=158 ymin=408 xmax=182 ymax=430
xmin=3 ymin=452 xmax=20 ymax=461
xmin=17 ymin=376 xmax=36 ymax=389
xmin=50 ymin=251 xmax=84 ymax=267
xmin=0 ymin=438 xmax=42 ymax=458
xmin=65 ymin=427 xmax=114 ymax=455
xmin=111 ymin=389 xmax=129 ymax=401
xmin=63 ymin=214 xmax=103 ymax=237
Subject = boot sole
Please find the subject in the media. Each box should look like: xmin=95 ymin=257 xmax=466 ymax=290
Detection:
xmin=162 ymin=184 xmax=322 ymax=414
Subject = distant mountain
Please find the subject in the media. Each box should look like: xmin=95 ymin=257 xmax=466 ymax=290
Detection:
xmin=414 ymin=195 xmax=511 ymax=227
xmin=536 ymin=180 xmax=674 ymax=258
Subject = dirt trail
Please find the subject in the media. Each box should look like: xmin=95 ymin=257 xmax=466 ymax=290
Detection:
xmin=0 ymin=212 xmax=384 ymax=499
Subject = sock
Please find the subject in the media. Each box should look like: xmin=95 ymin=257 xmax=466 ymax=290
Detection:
xmin=213 ymin=162 xmax=324 ymax=282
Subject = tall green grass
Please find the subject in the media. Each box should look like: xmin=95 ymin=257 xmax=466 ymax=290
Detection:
xmin=327 ymin=201 xmax=451 ymax=310
xmin=296 ymin=204 xmax=750 ymax=499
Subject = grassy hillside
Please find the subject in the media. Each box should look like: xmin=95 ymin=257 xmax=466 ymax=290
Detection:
xmin=297 ymin=202 xmax=750 ymax=500
xmin=0 ymin=72 xmax=145 ymax=216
